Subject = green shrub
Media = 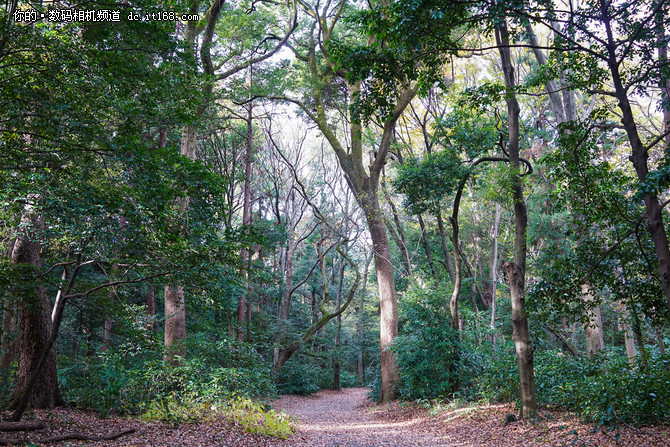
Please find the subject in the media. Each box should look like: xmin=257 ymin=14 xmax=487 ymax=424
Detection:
xmin=275 ymin=359 xmax=320 ymax=395
xmin=392 ymin=286 xmax=459 ymax=400
xmin=534 ymin=350 xmax=670 ymax=424
xmin=224 ymin=395 xmax=294 ymax=439
xmin=463 ymin=341 xmax=519 ymax=403
xmin=59 ymin=334 xmax=276 ymax=416
xmin=141 ymin=392 xmax=214 ymax=425
xmin=366 ymin=364 xmax=381 ymax=402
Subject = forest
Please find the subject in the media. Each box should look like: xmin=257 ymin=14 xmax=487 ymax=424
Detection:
xmin=1 ymin=0 xmax=670 ymax=445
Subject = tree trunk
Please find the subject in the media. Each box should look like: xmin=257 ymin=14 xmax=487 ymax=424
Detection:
xmin=8 ymin=212 xmax=62 ymax=410
xmin=601 ymin=0 xmax=670 ymax=308
xmin=1 ymin=298 xmax=17 ymax=371
xmin=436 ymin=211 xmax=456 ymax=283
xmin=655 ymin=0 xmax=670 ymax=151
xmin=162 ymin=124 xmax=198 ymax=362
xmin=631 ymin=305 xmax=647 ymax=368
xmin=164 ymin=285 xmax=185 ymax=362
xmin=364 ymin=202 xmax=399 ymax=403
xmin=145 ymin=285 xmax=156 ymax=332
xmin=582 ymin=284 xmax=605 ymax=357
xmin=305 ymin=38 xmax=415 ymax=401
xmin=655 ymin=326 xmax=666 ymax=356
xmin=449 ymin=179 xmax=466 ymax=331
xmin=497 ymin=18 xmax=537 ymax=418
xmin=619 ymin=302 xmax=637 ymax=365
xmin=357 ymin=253 xmax=372 ymax=386
xmin=418 ymin=214 xmax=438 ymax=281
xmin=490 ymin=203 xmax=501 ymax=337
xmin=101 ymin=316 xmax=112 ymax=353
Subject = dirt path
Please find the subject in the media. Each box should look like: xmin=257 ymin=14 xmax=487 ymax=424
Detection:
xmin=272 ymin=387 xmax=451 ymax=446
xmin=272 ymin=388 xmax=670 ymax=447
xmin=13 ymin=389 xmax=668 ymax=446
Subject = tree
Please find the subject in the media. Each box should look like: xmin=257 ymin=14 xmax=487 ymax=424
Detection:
xmin=516 ymin=0 xmax=670 ymax=309
xmin=164 ymin=0 xmax=297 ymax=358
xmin=276 ymin=0 xmax=469 ymax=403
xmin=496 ymin=15 xmax=538 ymax=418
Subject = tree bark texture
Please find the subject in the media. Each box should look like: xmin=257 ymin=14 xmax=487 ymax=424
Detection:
xmin=436 ymin=211 xmax=456 ymax=283
xmin=582 ymin=284 xmax=605 ymax=357
xmin=163 ymin=285 xmax=186 ymax=362
xmin=619 ymin=302 xmax=637 ymax=365
xmin=1 ymin=298 xmax=17 ymax=371
xmin=449 ymin=179 xmax=466 ymax=331
xmin=497 ymin=18 xmax=537 ymax=418
xmin=490 ymin=204 xmax=501 ymax=333
xmin=8 ymin=214 xmax=62 ymax=410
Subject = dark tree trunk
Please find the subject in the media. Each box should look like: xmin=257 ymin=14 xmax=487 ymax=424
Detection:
xmin=449 ymin=179 xmax=466 ymax=331
xmin=436 ymin=211 xmax=456 ymax=283
xmin=1 ymin=298 xmax=17 ymax=371
xmin=7 ymin=216 xmax=63 ymax=410
xmin=145 ymin=285 xmax=156 ymax=332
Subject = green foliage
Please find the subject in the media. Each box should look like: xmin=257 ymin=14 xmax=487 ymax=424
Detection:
xmin=534 ymin=350 xmax=670 ymax=425
xmin=141 ymin=392 xmax=215 ymax=425
xmin=366 ymin=364 xmax=382 ymax=402
xmin=141 ymin=393 xmax=294 ymax=439
xmin=393 ymin=104 xmax=500 ymax=214
xmin=394 ymin=150 xmax=466 ymax=214
xmin=448 ymin=336 xmax=670 ymax=426
xmin=60 ymin=334 xmax=276 ymax=417
xmin=326 ymin=0 xmax=469 ymax=122
xmin=392 ymin=285 xmax=459 ymax=400
xmin=224 ymin=395 xmax=294 ymax=439
xmin=461 ymin=341 xmax=519 ymax=403
xmin=275 ymin=358 xmax=320 ymax=396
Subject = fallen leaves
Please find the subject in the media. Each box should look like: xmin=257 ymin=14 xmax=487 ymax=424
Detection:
xmin=1 ymin=388 xmax=668 ymax=446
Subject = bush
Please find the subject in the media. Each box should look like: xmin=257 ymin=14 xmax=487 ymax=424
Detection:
xmin=59 ymin=334 xmax=276 ymax=417
xmin=225 ymin=395 xmax=294 ymax=439
xmin=275 ymin=359 xmax=320 ymax=395
xmin=462 ymin=341 xmax=519 ymax=403
xmin=366 ymin=364 xmax=381 ymax=402
xmin=534 ymin=350 xmax=670 ymax=424
xmin=392 ymin=286 xmax=459 ymax=400
xmin=141 ymin=392 xmax=294 ymax=438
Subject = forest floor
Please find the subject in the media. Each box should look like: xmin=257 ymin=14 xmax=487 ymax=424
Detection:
xmin=4 ymin=387 xmax=670 ymax=446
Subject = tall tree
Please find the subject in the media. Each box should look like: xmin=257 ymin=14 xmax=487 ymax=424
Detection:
xmin=164 ymin=0 xmax=296 ymax=357
xmin=279 ymin=0 xmax=468 ymax=402
xmin=496 ymin=16 xmax=537 ymax=418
